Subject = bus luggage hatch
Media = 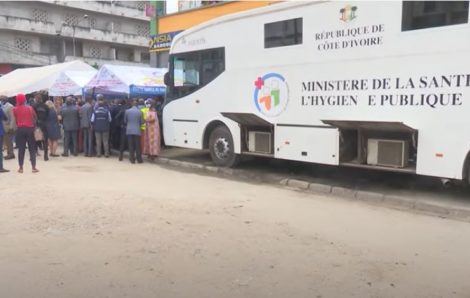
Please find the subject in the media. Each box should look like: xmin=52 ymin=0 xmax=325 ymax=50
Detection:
xmin=221 ymin=112 xmax=273 ymax=128
xmin=321 ymin=120 xmax=416 ymax=132
xmin=321 ymin=120 xmax=418 ymax=173
xmin=221 ymin=113 xmax=274 ymax=156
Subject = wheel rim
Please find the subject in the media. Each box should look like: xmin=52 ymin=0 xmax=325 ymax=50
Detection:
xmin=214 ymin=137 xmax=230 ymax=160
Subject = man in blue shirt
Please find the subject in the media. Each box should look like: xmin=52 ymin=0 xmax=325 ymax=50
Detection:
xmin=91 ymin=100 xmax=112 ymax=158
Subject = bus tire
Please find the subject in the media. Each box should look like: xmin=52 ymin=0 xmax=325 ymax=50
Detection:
xmin=463 ymin=153 xmax=470 ymax=187
xmin=466 ymin=163 xmax=470 ymax=187
xmin=209 ymin=126 xmax=239 ymax=167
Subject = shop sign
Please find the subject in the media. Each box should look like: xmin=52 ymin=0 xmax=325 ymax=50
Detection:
xmin=130 ymin=85 xmax=166 ymax=95
xmin=149 ymin=31 xmax=183 ymax=52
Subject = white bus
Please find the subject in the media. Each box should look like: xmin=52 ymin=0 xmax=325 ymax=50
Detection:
xmin=163 ymin=1 xmax=470 ymax=183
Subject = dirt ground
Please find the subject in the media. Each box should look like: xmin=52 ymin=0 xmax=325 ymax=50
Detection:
xmin=1 ymin=155 xmax=470 ymax=298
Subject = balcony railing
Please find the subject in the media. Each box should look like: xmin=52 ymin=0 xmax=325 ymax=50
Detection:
xmin=0 ymin=15 xmax=148 ymax=47
xmin=0 ymin=41 xmax=58 ymax=65
xmin=39 ymin=1 xmax=148 ymax=21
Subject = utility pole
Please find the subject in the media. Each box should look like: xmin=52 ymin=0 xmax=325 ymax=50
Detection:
xmin=150 ymin=1 xmax=164 ymax=67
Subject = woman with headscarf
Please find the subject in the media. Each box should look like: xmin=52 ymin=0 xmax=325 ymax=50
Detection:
xmin=143 ymin=100 xmax=161 ymax=160
xmin=140 ymin=98 xmax=150 ymax=155
xmin=13 ymin=93 xmax=39 ymax=173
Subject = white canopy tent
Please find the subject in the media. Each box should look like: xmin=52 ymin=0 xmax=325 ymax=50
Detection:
xmin=85 ymin=64 xmax=167 ymax=96
xmin=0 ymin=60 xmax=95 ymax=97
xmin=49 ymin=70 xmax=97 ymax=96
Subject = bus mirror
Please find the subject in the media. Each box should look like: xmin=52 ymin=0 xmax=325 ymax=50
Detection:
xmin=164 ymin=72 xmax=171 ymax=87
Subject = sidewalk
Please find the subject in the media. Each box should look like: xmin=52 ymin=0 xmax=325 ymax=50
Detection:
xmin=114 ymin=147 xmax=470 ymax=222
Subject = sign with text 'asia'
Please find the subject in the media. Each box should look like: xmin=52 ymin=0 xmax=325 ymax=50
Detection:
xmin=149 ymin=31 xmax=183 ymax=52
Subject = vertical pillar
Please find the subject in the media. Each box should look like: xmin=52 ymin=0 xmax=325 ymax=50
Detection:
xmin=110 ymin=48 xmax=116 ymax=60
xmin=150 ymin=52 xmax=157 ymax=67
xmin=133 ymin=49 xmax=141 ymax=62
xmin=56 ymin=38 xmax=66 ymax=62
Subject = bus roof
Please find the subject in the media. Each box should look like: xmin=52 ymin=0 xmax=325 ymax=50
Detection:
xmin=170 ymin=1 xmax=326 ymax=53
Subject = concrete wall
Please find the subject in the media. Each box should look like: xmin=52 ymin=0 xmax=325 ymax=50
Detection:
xmin=0 ymin=31 xmax=56 ymax=66
xmin=0 ymin=1 xmax=150 ymax=68
xmin=42 ymin=1 xmax=148 ymax=21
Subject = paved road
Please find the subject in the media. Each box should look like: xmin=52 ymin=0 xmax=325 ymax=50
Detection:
xmin=0 ymin=154 xmax=469 ymax=297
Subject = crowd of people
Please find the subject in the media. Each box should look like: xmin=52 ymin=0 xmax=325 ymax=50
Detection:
xmin=0 ymin=91 xmax=163 ymax=173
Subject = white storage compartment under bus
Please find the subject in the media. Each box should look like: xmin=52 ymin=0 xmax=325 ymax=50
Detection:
xmin=170 ymin=120 xmax=201 ymax=149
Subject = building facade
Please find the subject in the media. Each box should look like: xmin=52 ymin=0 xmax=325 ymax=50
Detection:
xmin=149 ymin=1 xmax=277 ymax=68
xmin=0 ymin=1 xmax=151 ymax=75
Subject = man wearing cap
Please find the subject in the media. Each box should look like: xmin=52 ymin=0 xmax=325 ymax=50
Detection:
xmin=91 ymin=100 xmax=112 ymax=158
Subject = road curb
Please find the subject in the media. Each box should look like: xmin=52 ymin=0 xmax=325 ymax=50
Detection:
xmin=356 ymin=190 xmax=384 ymax=204
xmin=111 ymin=149 xmax=470 ymax=222
xmin=383 ymin=194 xmax=415 ymax=210
xmin=331 ymin=186 xmax=356 ymax=198
xmin=308 ymin=183 xmax=332 ymax=195
xmin=448 ymin=208 xmax=470 ymax=221
xmin=287 ymin=179 xmax=309 ymax=190
xmin=285 ymin=179 xmax=470 ymax=221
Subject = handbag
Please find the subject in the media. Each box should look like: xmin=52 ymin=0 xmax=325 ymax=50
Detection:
xmin=34 ymin=127 xmax=44 ymax=141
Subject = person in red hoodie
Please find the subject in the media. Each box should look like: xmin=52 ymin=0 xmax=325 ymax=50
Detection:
xmin=13 ymin=93 xmax=39 ymax=173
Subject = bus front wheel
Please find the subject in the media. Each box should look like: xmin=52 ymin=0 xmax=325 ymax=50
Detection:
xmin=209 ymin=126 xmax=239 ymax=167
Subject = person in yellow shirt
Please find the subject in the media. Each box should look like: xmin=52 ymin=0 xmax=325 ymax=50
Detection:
xmin=140 ymin=98 xmax=150 ymax=154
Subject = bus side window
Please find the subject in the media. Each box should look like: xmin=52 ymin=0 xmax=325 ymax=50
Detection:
xmin=168 ymin=47 xmax=225 ymax=100
xmin=402 ymin=1 xmax=469 ymax=31
xmin=264 ymin=17 xmax=303 ymax=48
xmin=201 ymin=48 xmax=225 ymax=86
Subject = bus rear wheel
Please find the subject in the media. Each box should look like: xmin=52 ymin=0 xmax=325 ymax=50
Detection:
xmin=209 ymin=126 xmax=239 ymax=167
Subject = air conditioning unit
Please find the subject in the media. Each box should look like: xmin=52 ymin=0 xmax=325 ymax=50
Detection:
xmin=248 ymin=131 xmax=272 ymax=154
xmin=367 ymin=139 xmax=409 ymax=168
